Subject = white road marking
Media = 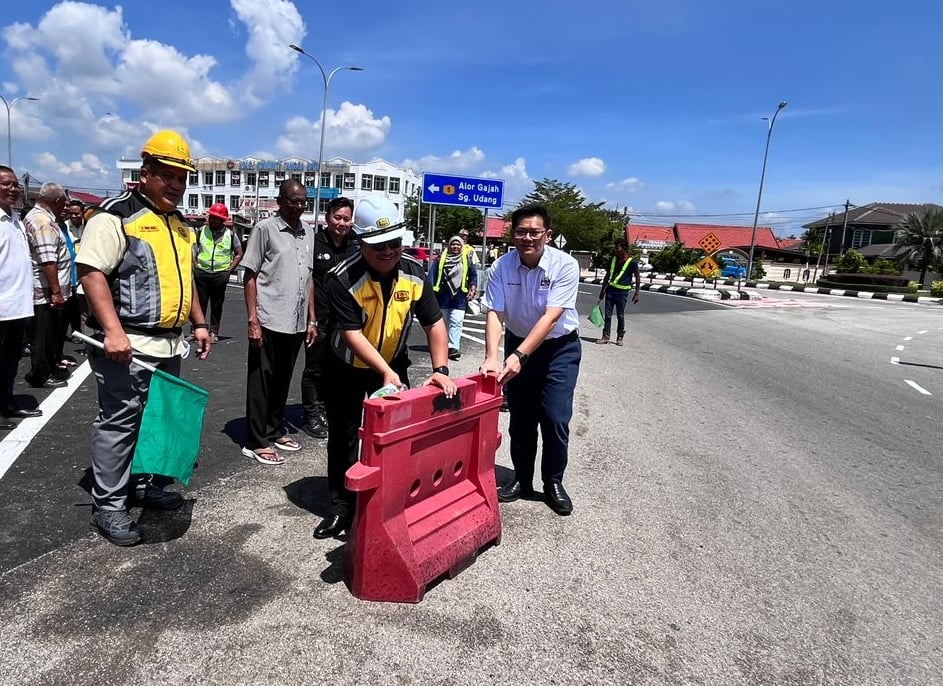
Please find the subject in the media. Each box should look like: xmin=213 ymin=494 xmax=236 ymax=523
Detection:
xmin=917 ymin=330 xmax=928 ymax=335
xmin=904 ymin=379 xmax=932 ymax=396
xmin=903 ymin=336 xmax=913 ymax=341
xmin=0 ymin=362 xmax=93 ymax=480
xmin=896 ymin=345 xmax=905 ymax=351
xmin=890 ymin=357 xmax=900 ymax=365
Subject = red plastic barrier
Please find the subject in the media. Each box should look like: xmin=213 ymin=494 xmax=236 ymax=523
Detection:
xmin=344 ymin=373 xmax=504 ymax=603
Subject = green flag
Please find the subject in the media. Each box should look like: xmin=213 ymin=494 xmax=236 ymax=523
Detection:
xmin=587 ymin=303 xmax=604 ymax=328
xmin=131 ymin=368 xmax=209 ymax=485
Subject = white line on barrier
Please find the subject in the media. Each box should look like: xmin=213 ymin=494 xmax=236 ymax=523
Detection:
xmin=905 ymin=380 xmax=932 ymax=396
xmin=0 ymin=362 xmax=93 ymax=480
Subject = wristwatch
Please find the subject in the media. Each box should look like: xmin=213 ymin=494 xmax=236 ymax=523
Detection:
xmin=511 ymin=349 xmax=529 ymax=366
xmin=433 ymin=366 xmax=450 ymax=376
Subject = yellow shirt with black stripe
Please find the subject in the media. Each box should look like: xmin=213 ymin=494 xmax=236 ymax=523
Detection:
xmin=325 ymin=253 xmax=442 ymax=368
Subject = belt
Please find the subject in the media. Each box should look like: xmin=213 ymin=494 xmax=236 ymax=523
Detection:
xmin=547 ymin=329 xmax=579 ymax=343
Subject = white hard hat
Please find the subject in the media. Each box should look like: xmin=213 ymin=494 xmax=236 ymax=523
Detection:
xmin=353 ymin=195 xmax=406 ymax=244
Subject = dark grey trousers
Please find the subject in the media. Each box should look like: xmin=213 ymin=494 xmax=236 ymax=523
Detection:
xmin=88 ymin=347 xmax=180 ymax=511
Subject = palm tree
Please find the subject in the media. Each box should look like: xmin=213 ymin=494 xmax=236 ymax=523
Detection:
xmin=895 ymin=207 xmax=943 ymax=288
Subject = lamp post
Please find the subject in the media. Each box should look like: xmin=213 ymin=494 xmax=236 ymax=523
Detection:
xmin=746 ymin=100 xmax=787 ymax=282
xmin=0 ymin=95 xmax=39 ymax=167
xmin=289 ymin=45 xmax=363 ymax=225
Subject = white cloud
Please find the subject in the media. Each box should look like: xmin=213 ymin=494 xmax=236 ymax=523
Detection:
xmin=606 ymin=177 xmax=644 ymax=193
xmin=114 ymin=40 xmax=235 ymax=125
xmin=568 ymin=157 xmax=606 ymax=177
xmin=231 ymin=0 xmax=305 ymax=106
xmin=274 ymin=102 xmax=391 ymax=158
xmin=33 ymin=151 xmax=110 ymax=178
xmin=655 ymin=201 xmax=675 ymax=211
xmin=402 ymin=147 xmax=485 ymax=173
xmin=482 ymin=157 xmax=530 ymax=204
xmin=678 ymin=199 xmax=696 ymax=211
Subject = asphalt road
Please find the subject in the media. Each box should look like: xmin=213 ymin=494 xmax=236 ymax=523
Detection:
xmin=1 ymin=284 xmax=941 ymax=685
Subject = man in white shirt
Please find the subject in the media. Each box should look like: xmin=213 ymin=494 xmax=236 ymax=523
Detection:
xmin=0 ymin=166 xmax=39 ymax=429
xmin=480 ymin=204 xmax=582 ymax=516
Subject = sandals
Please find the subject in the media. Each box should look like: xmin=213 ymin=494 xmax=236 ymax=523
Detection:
xmin=241 ymin=446 xmax=285 ymax=465
xmin=274 ymin=436 xmax=301 ymax=452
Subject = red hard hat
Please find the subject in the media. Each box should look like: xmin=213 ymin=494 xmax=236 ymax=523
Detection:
xmin=208 ymin=203 xmax=229 ymax=220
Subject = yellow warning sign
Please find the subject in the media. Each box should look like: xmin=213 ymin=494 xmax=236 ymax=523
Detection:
xmin=697 ymin=232 xmax=722 ymax=254
xmin=696 ymin=256 xmax=719 ymax=277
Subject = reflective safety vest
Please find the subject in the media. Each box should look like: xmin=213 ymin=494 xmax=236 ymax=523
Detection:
xmin=607 ymin=256 xmax=634 ymax=290
xmin=328 ymin=255 xmax=428 ymax=368
xmin=90 ymin=190 xmax=194 ymax=333
xmin=196 ymin=227 xmax=234 ymax=272
xmin=432 ymin=253 xmax=470 ymax=293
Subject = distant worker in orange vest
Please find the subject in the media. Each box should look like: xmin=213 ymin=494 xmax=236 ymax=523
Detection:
xmin=596 ymin=239 xmax=640 ymax=346
xmin=191 ymin=203 xmax=243 ymax=343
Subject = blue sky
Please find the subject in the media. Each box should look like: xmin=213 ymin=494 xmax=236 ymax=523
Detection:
xmin=2 ymin=0 xmax=942 ymax=236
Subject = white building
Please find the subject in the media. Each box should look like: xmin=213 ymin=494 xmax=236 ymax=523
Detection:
xmin=116 ymin=155 xmax=421 ymax=225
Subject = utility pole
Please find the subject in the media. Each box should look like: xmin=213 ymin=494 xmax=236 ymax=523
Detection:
xmin=813 ymin=212 xmax=833 ymax=281
xmin=838 ymin=199 xmax=851 ymax=257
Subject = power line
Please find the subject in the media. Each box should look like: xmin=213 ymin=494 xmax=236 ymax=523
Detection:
xmin=628 ymin=203 xmax=848 ymax=220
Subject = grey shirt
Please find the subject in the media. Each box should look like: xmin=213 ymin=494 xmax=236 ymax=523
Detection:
xmin=241 ymin=214 xmax=313 ymax=334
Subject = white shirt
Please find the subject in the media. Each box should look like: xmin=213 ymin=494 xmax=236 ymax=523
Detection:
xmin=483 ymin=245 xmax=580 ymax=339
xmin=0 ymin=207 xmax=34 ymax=321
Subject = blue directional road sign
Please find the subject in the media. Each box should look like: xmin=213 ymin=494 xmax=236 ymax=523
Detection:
xmin=421 ymin=172 xmax=504 ymax=210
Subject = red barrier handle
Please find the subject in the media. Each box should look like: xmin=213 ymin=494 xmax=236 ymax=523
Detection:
xmin=345 ymin=462 xmax=382 ymax=492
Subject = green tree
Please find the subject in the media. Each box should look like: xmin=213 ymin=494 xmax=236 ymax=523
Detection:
xmin=649 ymin=242 xmax=701 ymax=274
xmin=895 ymin=207 xmax=943 ymax=287
xmin=510 ymin=178 xmax=611 ymax=252
xmin=834 ymin=249 xmax=867 ymax=273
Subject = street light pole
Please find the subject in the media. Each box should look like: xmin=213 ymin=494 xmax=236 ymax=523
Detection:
xmin=289 ymin=45 xmax=362 ymax=225
xmin=0 ymin=94 xmax=39 ymax=167
xmin=746 ymin=100 xmax=787 ymax=282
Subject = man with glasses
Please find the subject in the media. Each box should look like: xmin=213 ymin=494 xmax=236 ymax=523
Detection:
xmin=313 ymin=195 xmax=456 ymax=539
xmin=480 ymin=204 xmax=581 ymax=516
xmin=78 ymin=129 xmax=211 ymax=545
xmin=241 ymin=179 xmax=316 ymax=465
xmin=0 ymin=167 xmax=36 ymax=430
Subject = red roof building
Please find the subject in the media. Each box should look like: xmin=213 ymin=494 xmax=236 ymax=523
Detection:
xmin=673 ymin=223 xmax=779 ymax=250
xmin=485 ymin=216 xmax=509 ymax=240
xmin=66 ymin=190 xmax=105 ymax=206
xmin=626 ymin=224 xmax=673 ymax=247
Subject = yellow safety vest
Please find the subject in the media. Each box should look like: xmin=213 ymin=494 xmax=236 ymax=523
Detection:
xmin=607 ymin=256 xmax=634 ymax=290
xmin=91 ymin=191 xmax=194 ymax=332
xmin=433 ymin=253 xmax=470 ymax=293
xmin=196 ymin=227 xmax=234 ymax=272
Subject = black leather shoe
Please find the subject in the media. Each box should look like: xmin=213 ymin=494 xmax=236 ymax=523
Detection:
xmin=2 ymin=406 xmax=42 ymax=418
xmin=301 ymin=417 xmax=328 ymax=439
xmin=313 ymin=514 xmax=351 ymax=539
xmin=497 ymin=480 xmax=534 ymax=503
xmin=544 ymin=482 xmax=573 ymax=515
xmin=29 ymin=379 xmax=67 ymax=389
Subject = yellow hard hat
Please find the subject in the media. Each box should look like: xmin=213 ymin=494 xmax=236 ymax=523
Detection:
xmin=140 ymin=129 xmax=195 ymax=172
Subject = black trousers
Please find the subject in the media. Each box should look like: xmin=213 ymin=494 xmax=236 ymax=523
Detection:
xmin=245 ymin=327 xmax=304 ymax=450
xmin=0 ymin=318 xmax=27 ymax=410
xmin=322 ymin=352 xmax=410 ymax=516
xmin=504 ymin=330 xmax=581 ymax=487
xmin=26 ymin=304 xmax=66 ymax=386
xmin=194 ymin=270 xmax=231 ymax=334
xmin=300 ymin=335 xmax=328 ymax=421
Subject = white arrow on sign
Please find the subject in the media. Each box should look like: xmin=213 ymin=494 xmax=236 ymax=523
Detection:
xmin=555 ymin=233 xmax=567 ymax=249
xmin=427 ymin=184 xmax=440 ymax=193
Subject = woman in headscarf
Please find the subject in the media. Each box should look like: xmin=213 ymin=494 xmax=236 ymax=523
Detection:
xmin=427 ymin=235 xmax=478 ymax=361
